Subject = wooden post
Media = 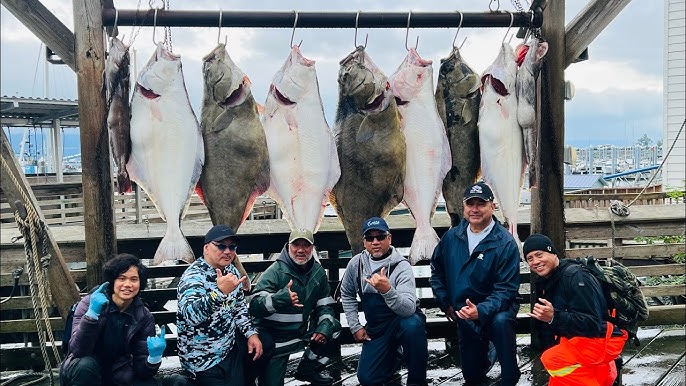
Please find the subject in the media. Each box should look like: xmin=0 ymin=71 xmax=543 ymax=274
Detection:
xmin=0 ymin=130 xmax=80 ymax=319
xmin=73 ymin=0 xmax=116 ymax=288
xmin=530 ymin=0 xmax=565 ymax=351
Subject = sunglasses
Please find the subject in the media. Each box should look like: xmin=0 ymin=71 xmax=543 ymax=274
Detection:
xmin=364 ymin=234 xmax=388 ymax=242
xmin=212 ymin=242 xmax=237 ymax=252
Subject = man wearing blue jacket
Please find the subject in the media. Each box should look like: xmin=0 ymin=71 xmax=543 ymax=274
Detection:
xmin=430 ymin=182 xmax=521 ymax=386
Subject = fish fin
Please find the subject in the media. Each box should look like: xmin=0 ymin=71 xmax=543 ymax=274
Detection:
xmin=117 ymin=172 xmax=132 ymax=194
xmin=461 ymin=102 xmax=474 ymax=125
xmin=153 ymin=223 xmax=194 ymax=265
xmin=195 ymin=181 xmax=206 ymax=205
xmin=356 ymin=116 xmax=376 ymax=143
xmin=211 ymin=110 xmax=234 ymax=133
xmin=255 ymin=102 xmax=265 ymax=118
xmin=409 ymin=225 xmax=440 ymax=265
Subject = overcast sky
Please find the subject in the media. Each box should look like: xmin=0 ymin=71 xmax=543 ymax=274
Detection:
xmin=0 ymin=1 xmax=664 ymax=147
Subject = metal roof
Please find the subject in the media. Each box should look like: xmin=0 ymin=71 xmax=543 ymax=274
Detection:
xmin=564 ymin=174 xmax=609 ymax=190
xmin=1 ymin=96 xmax=79 ymax=127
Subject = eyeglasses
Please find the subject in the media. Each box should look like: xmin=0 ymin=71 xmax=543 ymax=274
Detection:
xmin=212 ymin=242 xmax=237 ymax=252
xmin=364 ymin=234 xmax=388 ymax=242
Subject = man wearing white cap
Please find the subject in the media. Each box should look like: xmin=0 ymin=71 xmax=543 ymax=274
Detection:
xmin=248 ymin=229 xmax=340 ymax=386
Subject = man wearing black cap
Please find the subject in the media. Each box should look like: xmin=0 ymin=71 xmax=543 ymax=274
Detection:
xmin=340 ymin=217 xmax=429 ymax=386
xmin=430 ymin=182 xmax=521 ymax=385
xmin=523 ymin=234 xmax=627 ymax=386
xmin=176 ymin=225 xmax=264 ymax=385
xmin=248 ymin=229 xmax=341 ymax=386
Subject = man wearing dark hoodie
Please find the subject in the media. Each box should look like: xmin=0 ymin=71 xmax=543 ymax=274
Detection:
xmin=341 ymin=217 xmax=429 ymax=386
xmin=248 ymin=229 xmax=341 ymax=386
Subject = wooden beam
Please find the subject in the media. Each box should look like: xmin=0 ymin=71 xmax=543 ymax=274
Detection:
xmin=530 ymin=0 xmax=566 ymax=350
xmin=72 ymin=0 xmax=116 ymax=288
xmin=564 ymin=0 xmax=633 ymax=68
xmin=0 ymin=130 xmax=80 ymax=318
xmin=1 ymin=0 xmax=76 ymax=72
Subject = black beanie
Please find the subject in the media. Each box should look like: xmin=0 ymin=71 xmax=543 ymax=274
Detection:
xmin=523 ymin=234 xmax=558 ymax=257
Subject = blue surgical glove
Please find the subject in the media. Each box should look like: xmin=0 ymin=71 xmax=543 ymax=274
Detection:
xmin=85 ymin=282 xmax=109 ymax=320
xmin=147 ymin=326 xmax=166 ymax=364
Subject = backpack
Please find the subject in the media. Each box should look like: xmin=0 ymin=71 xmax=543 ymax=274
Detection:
xmin=567 ymin=256 xmax=649 ymax=346
xmin=62 ymin=302 xmax=78 ymax=355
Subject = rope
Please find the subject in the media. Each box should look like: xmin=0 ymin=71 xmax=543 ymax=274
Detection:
xmin=0 ymin=155 xmax=60 ymax=385
xmin=606 ymin=117 xmax=685 ymax=261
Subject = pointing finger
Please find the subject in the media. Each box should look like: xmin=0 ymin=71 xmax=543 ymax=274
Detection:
xmin=96 ymin=282 xmax=109 ymax=293
xmin=215 ymin=268 xmax=223 ymax=278
xmin=539 ymin=298 xmax=551 ymax=306
xmin=380 ymin=267 xmax=387 ymax=277
xmin=466 ymin=298 xmax=474 ymax=307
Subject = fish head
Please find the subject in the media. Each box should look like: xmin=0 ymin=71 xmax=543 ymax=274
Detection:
xmin=136 ymin=43 xmax=182 ymax=99
xmin=106 ymin=37 xmax=130 ymax=68
xmin=202 ymin=44 xmax=250 ymax=108
xmin=268 ymin=45 xmax=317 ymax=107
xmin=516 ymin=37 xmax=548 ymax=73
xmin=481 ymin=43 xmax=517 ymax=96
xmin=438 ymin=47 xmax=480 ymax=98
xmin=389 ymin=48 xmax=433 ymax=106
xmin=338 ymin=46 xmax=392 ymax=113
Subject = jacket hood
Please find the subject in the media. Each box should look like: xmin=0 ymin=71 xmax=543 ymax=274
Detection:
xmin=277 ymin=243 xmax=315 ymax=274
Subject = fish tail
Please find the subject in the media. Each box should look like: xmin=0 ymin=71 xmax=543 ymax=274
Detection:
xmin=153 ymin=225 xmax=194 ymax=265
xmin=408 ymin=226 xmax=440 ymax=265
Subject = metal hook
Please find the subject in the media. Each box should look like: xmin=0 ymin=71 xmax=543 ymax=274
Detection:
xmin=451 ymin=10 xmax=464 ymax=49
xmin=289 ymin=11 xmax=302 ymax=48
xmin=113 ymin=8 xmax=119 ymax=38
xmin=354 ymin=11 xmax=368 ymax=49
xmin=405 ymin=10 xmax=419 ymax=51
xmin=489 ymin=0 xmax=500 ymax=12
xmin=152 ymin=8 xmax=158 ymax=44
xmin=217 ymin=9 xmax=227 ymax=45
xmin=502 ymin=11 xmax=514 ymax=44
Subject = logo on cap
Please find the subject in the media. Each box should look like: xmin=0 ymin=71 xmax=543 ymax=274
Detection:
xmin=547 ymin=246 xmax=552 ymax=252
xmin=470 ymin=185 xmax=483 ymax=194
xmin=367 ymin=220 xmax=380 ymax=227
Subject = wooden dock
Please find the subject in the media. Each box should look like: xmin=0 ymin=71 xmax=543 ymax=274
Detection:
xmin=1 ymin=326 xmax=684 ymax=385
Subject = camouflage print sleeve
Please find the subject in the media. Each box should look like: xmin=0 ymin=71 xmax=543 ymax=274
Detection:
xmin=178 ymin=265 xmax=226 ymax=327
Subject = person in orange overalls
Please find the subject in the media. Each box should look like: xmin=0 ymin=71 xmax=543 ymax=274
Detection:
xmin=524 ymin=234 xmax=628 ymax=386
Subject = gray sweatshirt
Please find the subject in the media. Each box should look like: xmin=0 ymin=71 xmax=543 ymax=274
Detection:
xmin=340 ymin=247 xmax=418 ymax=334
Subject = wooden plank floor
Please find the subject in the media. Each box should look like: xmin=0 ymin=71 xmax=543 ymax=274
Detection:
xmin=1 ymin=327 xmax=683 ymax=385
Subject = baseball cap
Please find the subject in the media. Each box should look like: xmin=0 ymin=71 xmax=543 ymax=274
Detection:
xmin=204 ymin=225 xmax=237 ymax=244
xmin=463 ymin=182 xmax=495 ymax=202
xmin=362 ymin=217 xmax=390 ymax=235
xmin=289 ymin=229 xmax=314 ymax=244
xmin=523 ymin=234 xmax=559 ymax=257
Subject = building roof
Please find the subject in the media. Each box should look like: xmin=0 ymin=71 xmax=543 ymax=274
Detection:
xmin=1 ymin=96 xmax=79 ymax=127
xmin=564 ymin=174 xmax=609 ymax=191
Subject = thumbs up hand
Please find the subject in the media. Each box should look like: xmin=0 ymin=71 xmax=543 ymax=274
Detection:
xmin=457 ymin=298 xmax=479 ymax=320
xmin=286 ymin=280 xmax=303 ymax=308
xmin=85 ymin=282 xmax=109 ymax=320
xmin=147 ymin=325 xmax=166 ymax=364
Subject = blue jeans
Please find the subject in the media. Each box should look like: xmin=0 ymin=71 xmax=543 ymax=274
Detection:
xmin=456 ymin=304 xmax=520 ymax=386
xmin=357 ymin=312 xmax=428 ymax=386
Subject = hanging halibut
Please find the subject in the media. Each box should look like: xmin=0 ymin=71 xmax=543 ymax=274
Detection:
xmin=478 ymin=43 xmax=525 ymax=242
xmin=199 ymin=44 xmax=269 ymax=231
xmin=515 ymin=36 xmax=548 ymax=187
xmin=104 ymin=36 xmax=132 ymax=194
xmin=127 ymin=43 xmax=204 ymax=265
xmin=263 ymin=45 xmax=340 ymax=234
xmin=330 ymin=46 xmax=406 ymax=254
xmin=390 ymin=48 xmax=451 ymax=264
xmin=434 ymin=46 xmax=481 ymax=228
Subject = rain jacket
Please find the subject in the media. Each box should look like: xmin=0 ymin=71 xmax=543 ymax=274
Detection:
xmin=62 ymin=295 xmax=160 ymax=385
xmin=249 ymin=245 xmax=340 ymax=356
xmin=535 ymin=260 xmax=628 ymax=385
xmin=429 ymin=216 xmax=520 ymax=326
xmin=177 ymin=256 xmax=257 ymax=375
